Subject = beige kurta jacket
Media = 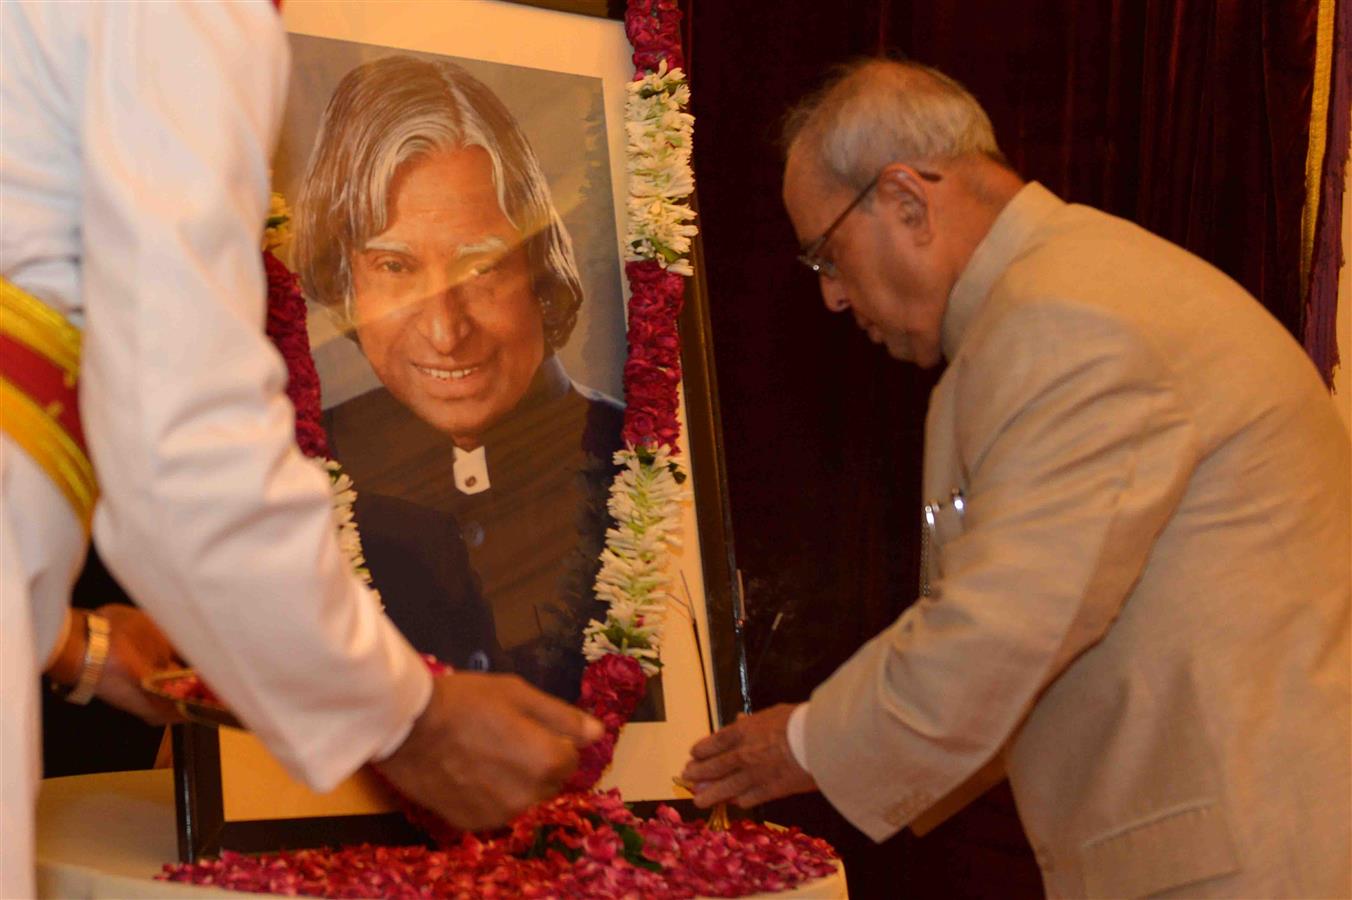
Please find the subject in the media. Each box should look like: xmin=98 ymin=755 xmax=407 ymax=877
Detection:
xmin=804 ymin=184 xmax=1351 ymax=898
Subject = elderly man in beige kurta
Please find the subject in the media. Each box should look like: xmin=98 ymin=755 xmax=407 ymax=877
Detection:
xmin=684 ymin=60 xmax=1350 ymax=898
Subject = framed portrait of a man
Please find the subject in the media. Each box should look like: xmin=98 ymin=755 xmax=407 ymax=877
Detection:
xmin=173 ymin=0 xmax=744 ymax=859
xmin=284 ymin=38 xmax=639 ymax=710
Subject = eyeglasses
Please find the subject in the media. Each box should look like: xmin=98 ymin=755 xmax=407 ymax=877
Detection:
xmin=796 ymin=168 xmax=942 ymax=279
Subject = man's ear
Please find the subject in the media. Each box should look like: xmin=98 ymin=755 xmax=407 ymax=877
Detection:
xmin=877 ymin=165 xmax=934 ymax=245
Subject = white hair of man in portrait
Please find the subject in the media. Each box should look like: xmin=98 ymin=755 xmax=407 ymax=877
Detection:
xmin=293 ymin=55 xmax=584 ymax=355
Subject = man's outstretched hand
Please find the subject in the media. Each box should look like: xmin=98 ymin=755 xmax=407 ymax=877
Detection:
xmin=681 ymin=703 xmax=817 ymax=809
xmin=375 ymin=673 xmax=603 ymax=832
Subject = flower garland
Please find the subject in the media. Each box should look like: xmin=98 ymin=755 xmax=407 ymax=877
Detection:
xmin=262 ymin=198 xmax=378 ymax=602
xmin=570 ymin=0 xmax=699 ymax=790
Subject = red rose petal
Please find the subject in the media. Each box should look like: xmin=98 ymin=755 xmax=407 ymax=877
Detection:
xmin=159 ymin=792 xmax=836 ymax=898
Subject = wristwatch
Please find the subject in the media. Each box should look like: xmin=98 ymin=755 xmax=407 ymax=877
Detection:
xmin=59 ymin=611 xmax=111 ymax=705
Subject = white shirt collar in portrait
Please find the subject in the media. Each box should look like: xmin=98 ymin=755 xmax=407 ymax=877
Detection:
xmin=452 ymin=446 xmax=491 ymax=495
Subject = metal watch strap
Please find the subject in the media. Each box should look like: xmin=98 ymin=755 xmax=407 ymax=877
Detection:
xmin=63 ymin=612 xmax=110 ymax=705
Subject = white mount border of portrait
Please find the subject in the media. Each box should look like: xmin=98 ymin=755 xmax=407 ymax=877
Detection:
xmin=279 ymin=0 xmax=718 ymax=803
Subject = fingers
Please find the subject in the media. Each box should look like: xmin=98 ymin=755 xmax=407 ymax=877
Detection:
xmin=690 ymin=769 xmax=755 ymax=809
xmin=688 ymin=722 xmax=743 ymax=760
xmin=497 ymin=716 xmax=580 ymax=790
xmin=733 ymin=780 xmax=791 ymax=810
xmin=97 ymin=604 xmax=179 ymax=675
xmin=378 ymin=672 xmax=593 ymax=832
xmin=688 ymin=762 xmax=815 ymax=811
xmin=681 ymin=705 xmax=817 ymax=811
xmin=687 ymin=768 xmax=802 ymax=809
xmin=506 ymin=678 xmax=604 ymax=746
xmin=682 ymin=724 xmax=754 ymax=809
xmin=429 ymin=737 xmax=575 ymax=829
xmin=131 ymin=699 xmax=181 ymax=726
xmin=95 ymin=674 xmax=182 ymax=725
xmin=682 ymin=746 xmax=743 ymax=784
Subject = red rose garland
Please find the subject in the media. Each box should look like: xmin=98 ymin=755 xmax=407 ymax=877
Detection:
xmin=262 ymin=250 xmax=329 ymax=459
xmin=565 ymin=654 xmax=648 ymax=791
xmin=570 ymin=0 xmax=695 ymax=791
xmin=625 ymin=0 xmax=685 ymax=73
xmin=620 ymin=260 xmax=687 ymax=450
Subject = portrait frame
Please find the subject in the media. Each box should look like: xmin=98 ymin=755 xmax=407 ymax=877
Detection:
xmin=173 ymin=0 xmax=746 ymax=861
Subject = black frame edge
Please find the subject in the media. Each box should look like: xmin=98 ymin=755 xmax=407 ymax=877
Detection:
xmin=679 ymin=197 xmax=746 ymax=730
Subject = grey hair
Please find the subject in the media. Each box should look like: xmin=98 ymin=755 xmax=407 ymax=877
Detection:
xmin=293 ymin=55 xmax=584 ymax=350
xmin=783 ymin=59 xmax=1007 ymax=190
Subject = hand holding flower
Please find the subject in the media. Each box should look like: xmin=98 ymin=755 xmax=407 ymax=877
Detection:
xmin=375 ymin=672 xmax=604 ymax=832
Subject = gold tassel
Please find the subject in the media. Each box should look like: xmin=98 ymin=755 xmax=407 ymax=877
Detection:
xmin=1300 ymin=0 xmax=1337 ymax=296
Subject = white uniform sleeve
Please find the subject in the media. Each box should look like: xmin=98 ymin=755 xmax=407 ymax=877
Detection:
xmin=786 ymin=702 xmax=810 ymax=772
xmin=804 ymin=299 xmax=1199 ymax=841
xmin=77 ymin=0 xmax=430 ymax=791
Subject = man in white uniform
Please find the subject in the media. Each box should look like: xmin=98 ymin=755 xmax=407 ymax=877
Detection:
xmin=0 ymin=4 xmax=601 ymax=897
xmin=683 ymin=60 xmax=1350 ymax=897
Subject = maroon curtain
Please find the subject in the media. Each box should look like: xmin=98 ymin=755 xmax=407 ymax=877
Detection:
xmin=877 ymin=1 xmax=1317 ymax=337
xmin=686 ymin=2 xmax=1319 ymax=897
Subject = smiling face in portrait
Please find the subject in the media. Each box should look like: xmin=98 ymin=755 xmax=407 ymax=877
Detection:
xmin=783 ymin=148 xmax=949 ymax=368
xmin=350 ymin=147 xmax=546 ymax=449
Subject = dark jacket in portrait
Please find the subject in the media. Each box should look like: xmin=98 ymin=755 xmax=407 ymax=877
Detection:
xmin=325 ymin=356 xmax=631 ymax=705
xmin=354 ymin=491 xmax=506 ymax=674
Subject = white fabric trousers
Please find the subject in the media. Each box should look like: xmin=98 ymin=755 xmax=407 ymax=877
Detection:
xmin=0 ymin=436 xmax=86 ymax=899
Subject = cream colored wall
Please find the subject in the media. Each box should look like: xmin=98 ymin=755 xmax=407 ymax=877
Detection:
xmin=1334 ymin=153 xmax=1351 ymax=432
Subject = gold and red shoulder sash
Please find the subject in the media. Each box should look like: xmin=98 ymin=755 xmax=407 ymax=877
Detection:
xmin=0 ymin=278 xmax=97 ymax=531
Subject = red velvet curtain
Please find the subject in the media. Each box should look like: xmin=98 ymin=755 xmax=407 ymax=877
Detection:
xmin=686 ymin=2 xmax=1319 ymax=897
xmin=875 ymin=0 xmax=1317 ymax=336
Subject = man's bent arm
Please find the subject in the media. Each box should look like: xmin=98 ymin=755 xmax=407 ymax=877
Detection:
xmin=804 ymin=299 xmax=1200 ymax=840
xmin=78 ymin=0 xmax=430 ymax=790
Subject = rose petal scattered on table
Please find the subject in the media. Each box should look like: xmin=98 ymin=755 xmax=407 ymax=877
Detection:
xmin=159 ymin=789 xmax=837 ymax=899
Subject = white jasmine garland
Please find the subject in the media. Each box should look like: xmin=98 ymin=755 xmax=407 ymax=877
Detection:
xmin=584 ymin=447 xmax=686 ymax=676
xmin=624 ymin=61 xmax=697 ymax=276
xmin=315 ymin=457 xmax=380 ymax=606
xmin=586 ymin=47 xmax=698 ymax=696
